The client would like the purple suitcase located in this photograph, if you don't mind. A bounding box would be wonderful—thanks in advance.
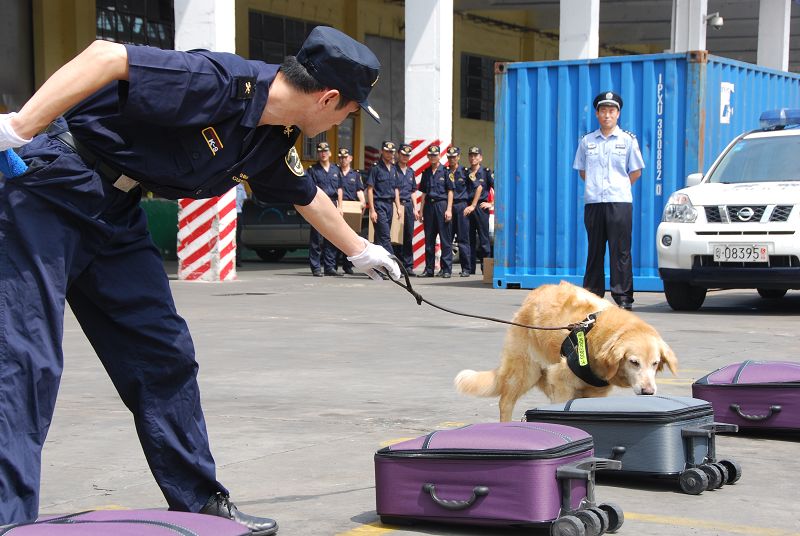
[0,510,250,535]
[692,360,800,431]
[375,422,623,535]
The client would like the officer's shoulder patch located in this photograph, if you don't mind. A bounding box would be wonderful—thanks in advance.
[235,77,256,100]
[623,129,637,139]
[286,147,304,177]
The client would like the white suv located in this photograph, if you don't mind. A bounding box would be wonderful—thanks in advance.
[657,109,800,310]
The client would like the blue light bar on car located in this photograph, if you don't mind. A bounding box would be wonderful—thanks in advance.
[759,108,800,129]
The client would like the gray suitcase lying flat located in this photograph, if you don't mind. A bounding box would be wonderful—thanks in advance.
[526,395,740,495]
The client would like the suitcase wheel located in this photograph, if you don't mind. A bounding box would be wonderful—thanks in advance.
[711,462,729,487]
[585,507,609,534]
[700,463,724,490]
[551,515,586,536]
[574,509,604,536]
[718,458,742,484]
[598,502,624,533]
[679,468,708,495]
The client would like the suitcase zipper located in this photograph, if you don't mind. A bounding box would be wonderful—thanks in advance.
[526,405,714,423]
[377,437,593,460]
[0,515,206,536]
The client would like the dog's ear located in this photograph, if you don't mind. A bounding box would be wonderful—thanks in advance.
[658,341,679,375]
[593,337,625,381]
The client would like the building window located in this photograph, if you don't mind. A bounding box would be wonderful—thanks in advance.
[461,53,496,121]
[96,0,175,49]
[248,12,314,63]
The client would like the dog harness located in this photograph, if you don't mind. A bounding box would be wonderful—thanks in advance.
[561,312,609,388]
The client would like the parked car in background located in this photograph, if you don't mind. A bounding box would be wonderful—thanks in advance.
[656,109,800,310]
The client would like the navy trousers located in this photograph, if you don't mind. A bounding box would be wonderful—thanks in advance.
[451,201,471,274]
[468,206,491,273]
[422,199,453,275]
[309,226,337,273]
[583,202,634,303]
[0,132,224,524]
[372,199,394,254]
[399,199,415,271]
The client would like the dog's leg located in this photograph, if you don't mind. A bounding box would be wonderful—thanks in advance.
[497,352,541,422]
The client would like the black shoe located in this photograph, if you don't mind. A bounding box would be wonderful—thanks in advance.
[324,270,343,277]
[460,271,471,277]
[312,269,323,277]
[436,270,444,277]
[442,272,452,279]
[405,271,416,277]
[418,272,434,278]
[200,492,278,536]
[619,301,633,310]
[343,267,355,275]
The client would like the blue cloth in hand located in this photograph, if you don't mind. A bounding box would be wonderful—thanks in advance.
[0,149,27,178]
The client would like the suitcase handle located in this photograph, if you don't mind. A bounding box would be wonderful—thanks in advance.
[730,404,781,421]
[422,483,488,510]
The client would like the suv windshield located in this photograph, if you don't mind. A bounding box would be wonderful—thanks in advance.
[708,135,800,183]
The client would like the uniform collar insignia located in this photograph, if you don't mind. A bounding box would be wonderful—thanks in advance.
[283,126,294,137]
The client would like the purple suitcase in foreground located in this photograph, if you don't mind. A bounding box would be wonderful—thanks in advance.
[693,360,800,431]
[375,422,624,536]
[0,510,250,535]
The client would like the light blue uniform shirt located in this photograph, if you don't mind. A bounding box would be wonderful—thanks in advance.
[573,126,644,204]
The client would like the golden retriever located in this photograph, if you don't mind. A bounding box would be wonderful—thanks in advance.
[455,281,678,421]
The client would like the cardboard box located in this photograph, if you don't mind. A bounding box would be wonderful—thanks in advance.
[340,201,364,233]
[482,257,494,285]
[368,205,404,245]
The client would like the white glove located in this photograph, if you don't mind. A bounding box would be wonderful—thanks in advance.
[347,237,401,281]
[0,113,32,152]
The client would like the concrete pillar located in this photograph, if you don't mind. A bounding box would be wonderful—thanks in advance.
[174,1,238,281]
[559,0,599,60]
[404,0,453,273]
[174,0,235,53]
[757,0,791,71]
[671,0,707,52]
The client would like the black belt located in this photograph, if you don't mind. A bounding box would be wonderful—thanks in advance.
[400,198,412,203]
[47,124,140,192]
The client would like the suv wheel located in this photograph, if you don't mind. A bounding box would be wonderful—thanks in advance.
[664,281,707,311]
[255,248,287,262]
[757,288,787,299]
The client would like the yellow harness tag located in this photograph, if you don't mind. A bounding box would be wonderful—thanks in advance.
[576,331,588,367]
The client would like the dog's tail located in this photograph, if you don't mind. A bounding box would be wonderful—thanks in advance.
[454,369,500,397]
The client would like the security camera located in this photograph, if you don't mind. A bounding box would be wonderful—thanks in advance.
[706,12,724,30]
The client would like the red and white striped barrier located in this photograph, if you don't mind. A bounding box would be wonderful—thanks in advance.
[407,139,450,273]
[177,188,237,281]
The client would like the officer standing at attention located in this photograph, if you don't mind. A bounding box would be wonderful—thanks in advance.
[0,26,399,534]
[418,145,454,278]
[394,143,419,275]
[463,145,493,275]
[307,141,343,276]
[573,91,644,310]
[337,147,365,274]
[445,147,472,277]
[366,140,401,253]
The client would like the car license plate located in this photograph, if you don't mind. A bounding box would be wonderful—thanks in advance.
[712,244,769,262]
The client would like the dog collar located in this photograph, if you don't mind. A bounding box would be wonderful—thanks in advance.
[562,312,609,388]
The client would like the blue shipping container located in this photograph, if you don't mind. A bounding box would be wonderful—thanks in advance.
[493,52,800,290]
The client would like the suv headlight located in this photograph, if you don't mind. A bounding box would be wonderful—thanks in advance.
[662,193,698,223]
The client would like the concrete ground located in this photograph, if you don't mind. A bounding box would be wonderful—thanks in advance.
[42,257,800,536]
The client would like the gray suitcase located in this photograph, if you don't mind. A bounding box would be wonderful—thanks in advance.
[526,395,740,495]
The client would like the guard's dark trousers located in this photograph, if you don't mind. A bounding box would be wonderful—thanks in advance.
[451,200,471,274]
[372,198,394,254]
[0,132,225,524]
[422,199,453,275]
[468,206,491,274]
[399,199,415,271]
[583,202,634,304]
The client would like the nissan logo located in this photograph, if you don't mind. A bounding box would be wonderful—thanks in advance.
[737,207,754,221]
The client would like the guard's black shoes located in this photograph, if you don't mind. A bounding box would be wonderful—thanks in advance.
[200,492,278,535]
[312,269,323,277]
[442,272,452,279]
[324,270,343,277]
[620,302,633,310]
[343,266,355,275]
[460,271,471,277]
[418,272,434,278]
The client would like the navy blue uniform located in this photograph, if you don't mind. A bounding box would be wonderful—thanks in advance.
[394,164,417,271]
[419,165,454,275]
[449,165,472,274]
[307,162,341,273]
[468,166,494,273]
[366,161,397,253]
[340,168,363,202]
[2,45,319,523]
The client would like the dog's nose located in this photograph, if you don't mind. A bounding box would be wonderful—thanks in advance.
[640,388,655,395]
